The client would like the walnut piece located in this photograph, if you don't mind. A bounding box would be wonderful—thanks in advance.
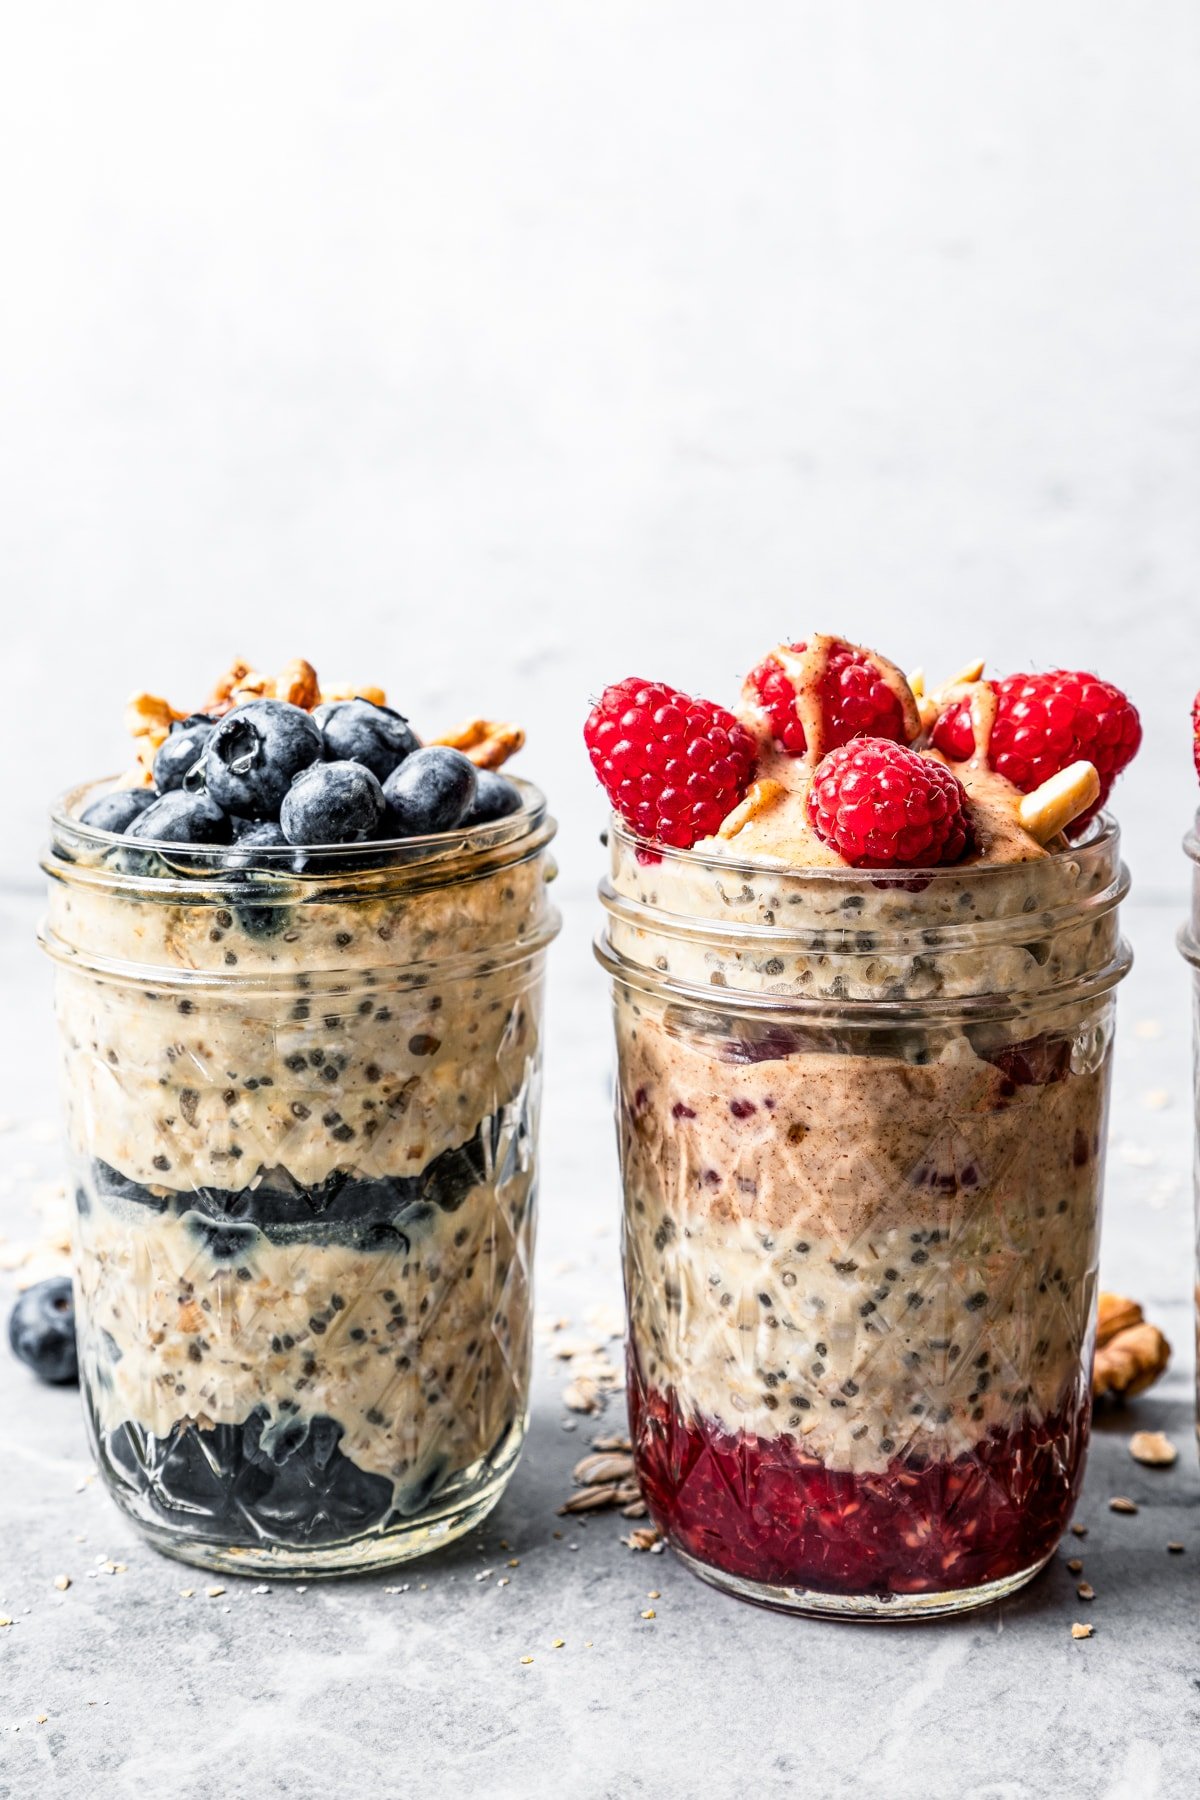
[1093,1292,1171,1402]
[319,682,388,708]
[1097,1292,1144,1346]
[274,657,320,711]
[431,717,525,770]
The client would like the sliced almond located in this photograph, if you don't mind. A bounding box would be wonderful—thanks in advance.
[571,1452,634,1486]
[557,1484,620,1515]
[563,1377,601,1415]
[1017,760,1101,845]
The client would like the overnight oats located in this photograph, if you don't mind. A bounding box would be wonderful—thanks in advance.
[41,658,558,1576]
[588,639,1141,1617]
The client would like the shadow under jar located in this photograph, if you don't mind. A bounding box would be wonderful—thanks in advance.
[597,817,1130,1619]
[41,781,559,1577]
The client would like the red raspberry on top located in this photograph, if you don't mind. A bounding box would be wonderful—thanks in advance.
[746,640,910,756]
[1192,690,1200,782]
[584,678,758,849]
[931,671,1141,819]
[806,738,971,869]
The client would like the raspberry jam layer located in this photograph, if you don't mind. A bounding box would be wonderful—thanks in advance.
[630,1371,1089,1598]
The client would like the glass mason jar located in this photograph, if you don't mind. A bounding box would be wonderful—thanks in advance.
[41,780,559,1577]
[597,816,1130,1618]
[1179,819,1200,1453]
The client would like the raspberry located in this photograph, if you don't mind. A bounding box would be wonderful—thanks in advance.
[931,671,1141,819]
[806,738,970,868]
[1193,689,1200,782]
[584,677,758,848]
[746,640,909,756]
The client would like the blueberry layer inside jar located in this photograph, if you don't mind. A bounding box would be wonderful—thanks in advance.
[76,1138,534,1525]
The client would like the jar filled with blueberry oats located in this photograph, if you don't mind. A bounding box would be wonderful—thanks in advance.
[597,815,1130,1618]
[41,779,558,1576]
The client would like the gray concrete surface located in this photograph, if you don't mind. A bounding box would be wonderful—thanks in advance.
[1,883,1198,1800]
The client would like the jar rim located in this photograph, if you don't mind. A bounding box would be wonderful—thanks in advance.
[44,773,555,904]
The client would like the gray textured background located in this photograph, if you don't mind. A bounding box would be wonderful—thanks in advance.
[2,5,1200,1796]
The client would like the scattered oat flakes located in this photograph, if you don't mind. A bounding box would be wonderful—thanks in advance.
[1066,1557,1083,1574]
[552,1639,565,1649]
[622,1526,662,1552]
[1071,1622,1094,1640]
[563,1378,602,1415]
[1070,1523,1088,1538]
[1168,1542,1185,1554]
[641,1609,656,1620]
[36,1714,48,1725]
[53,1575,70,1592]
[497,1578,510,1588]
[1109,1497,1138,1514]
[507,1558,520,1567]
[1130,1430,1177,1467]
[206,1586,226,1598]
[1077,1582,1096,1601]
[647,1590,660,1599]
[180,1589,195,1599]
[520,1656,533,1666]
[593,1434,633,1454]
[0,1618,12,1629]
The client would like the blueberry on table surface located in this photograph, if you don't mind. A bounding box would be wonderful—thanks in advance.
[79,786,159,834]
[153,714,216,793]
[124,789,231,846]
[382,746,478,836]
[8,1277,78,1385]
[281,760,386,846]
[200,699,323,820]
[318,698,421,782]
[465,768,522,825]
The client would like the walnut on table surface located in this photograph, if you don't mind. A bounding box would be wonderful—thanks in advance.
[1093,1292,1171,1402]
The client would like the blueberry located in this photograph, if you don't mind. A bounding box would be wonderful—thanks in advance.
[318,699,420,782]
[80,787,159,834]
[382,747,477,837]
[225,817,290,864]
[464,769,523,825]
[281,760,385,846]
[125,790,230,847]
[153,714,216,793]
[8,1277,78,1385]
[201,700,322,820]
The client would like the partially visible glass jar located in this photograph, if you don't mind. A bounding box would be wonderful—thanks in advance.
[1179,820,1200,1458]
[41,781,559,1577]
[597,817,1130,1618]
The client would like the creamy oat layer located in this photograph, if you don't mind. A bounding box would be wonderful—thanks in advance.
[77,1165,533,1501]
[619,1013,1108,1475]
[49,854,548,1191]
[606,822,1124,1007]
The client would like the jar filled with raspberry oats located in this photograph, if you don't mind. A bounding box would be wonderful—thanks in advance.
[597,818,1129,1616]
[587,636,1141,1619]
[40,678,558,1577]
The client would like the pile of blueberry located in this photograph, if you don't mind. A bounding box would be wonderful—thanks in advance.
[80,698,522,861]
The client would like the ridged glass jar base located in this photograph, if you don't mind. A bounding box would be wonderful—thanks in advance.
[85,1402,526,1579]
[671,1544,1051,1621]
